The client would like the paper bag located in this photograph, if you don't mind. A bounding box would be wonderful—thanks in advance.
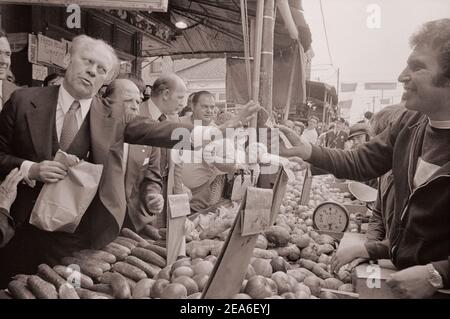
[30,151,103,233]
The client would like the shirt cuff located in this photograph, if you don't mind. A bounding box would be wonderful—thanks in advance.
[431,260,449,289]
[20,160,36,188]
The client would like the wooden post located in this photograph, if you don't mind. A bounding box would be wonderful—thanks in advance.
[283,47,298,121]
[322,90,328,123]
[256,0,276,189]
[257,0,275,127]
[240,0,252,100]
[250,0,264,129]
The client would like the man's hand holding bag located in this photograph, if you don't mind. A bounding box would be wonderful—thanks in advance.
[29,150,103,233]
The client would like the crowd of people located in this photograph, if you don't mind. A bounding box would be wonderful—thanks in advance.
[0,17,448,299]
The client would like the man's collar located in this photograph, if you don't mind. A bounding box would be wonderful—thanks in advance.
[147,98,163,121]
[429,118,450,129]
[59,84,91,118]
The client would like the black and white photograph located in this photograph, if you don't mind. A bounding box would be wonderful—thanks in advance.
[0,0,448,307]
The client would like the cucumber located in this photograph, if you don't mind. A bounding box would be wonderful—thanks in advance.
[27,275,58,299]
[112,262,147,282]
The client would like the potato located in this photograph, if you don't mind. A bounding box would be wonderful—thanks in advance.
[297,259,316,271]
[317,244,335,255]
[271,272,293,294]
[264,226,290,247]
[303,276,321,296]
[317,234,335,245]
[324,278,344,290]
[251,258,273,278]
[290,234,311,249]
[255,235,268,250]
[293,283,311,298]
[270,257,290,273]
[300,246,319,262]
[318,254,332,265]
[286,269,306,283]
[253,248,277,259]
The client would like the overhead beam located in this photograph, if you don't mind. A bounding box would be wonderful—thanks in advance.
[171,5,242,26]
[188,0,255,16]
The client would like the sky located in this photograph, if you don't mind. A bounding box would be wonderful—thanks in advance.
[302,0,450,122]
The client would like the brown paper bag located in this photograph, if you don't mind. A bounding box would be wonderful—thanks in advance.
[29,151,103,233]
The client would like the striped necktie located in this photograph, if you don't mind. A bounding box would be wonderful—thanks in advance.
[60,100,81,151]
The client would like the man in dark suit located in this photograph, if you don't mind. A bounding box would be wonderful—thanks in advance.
[0,35,194,286]
[0,29,17,111]
[103,78,164,232]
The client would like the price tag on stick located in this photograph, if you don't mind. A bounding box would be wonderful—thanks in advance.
[241,187,272,236]
[166,193,190,265]
[202,167,288,298]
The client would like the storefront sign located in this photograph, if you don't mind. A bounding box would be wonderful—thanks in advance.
[364,82,397,90]
[32,64,48,81]
[2,1,168,11]
[28,34,38,64]
[37,34,54,65]
[52,39,67,68]
[36,34,69,68]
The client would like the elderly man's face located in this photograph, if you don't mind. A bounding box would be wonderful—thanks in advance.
[193,94,216,125]
[398,45,450,119]
[64,42,114,99]
[111,80,142,116]
[0,37,12,81]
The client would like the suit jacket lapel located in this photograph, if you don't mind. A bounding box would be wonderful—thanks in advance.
[90,98,116,164]
[25,86,59,160]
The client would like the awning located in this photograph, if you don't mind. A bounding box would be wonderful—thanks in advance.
[140,0,312,58]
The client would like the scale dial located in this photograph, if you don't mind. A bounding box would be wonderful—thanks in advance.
[313,201,349,232]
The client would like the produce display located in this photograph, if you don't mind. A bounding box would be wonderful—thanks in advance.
[1,161,364,299]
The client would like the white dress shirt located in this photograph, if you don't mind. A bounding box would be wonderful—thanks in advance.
[21,85,92,182]
[55,85,91,141]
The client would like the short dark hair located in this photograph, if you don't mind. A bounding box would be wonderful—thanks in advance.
[43,73,63,86]
[192,91,214,105]
[410,19,450,85]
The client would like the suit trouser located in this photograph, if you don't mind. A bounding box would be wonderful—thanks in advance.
[156,177,168,229]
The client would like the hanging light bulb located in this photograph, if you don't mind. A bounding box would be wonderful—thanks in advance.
[175,20,188,29]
